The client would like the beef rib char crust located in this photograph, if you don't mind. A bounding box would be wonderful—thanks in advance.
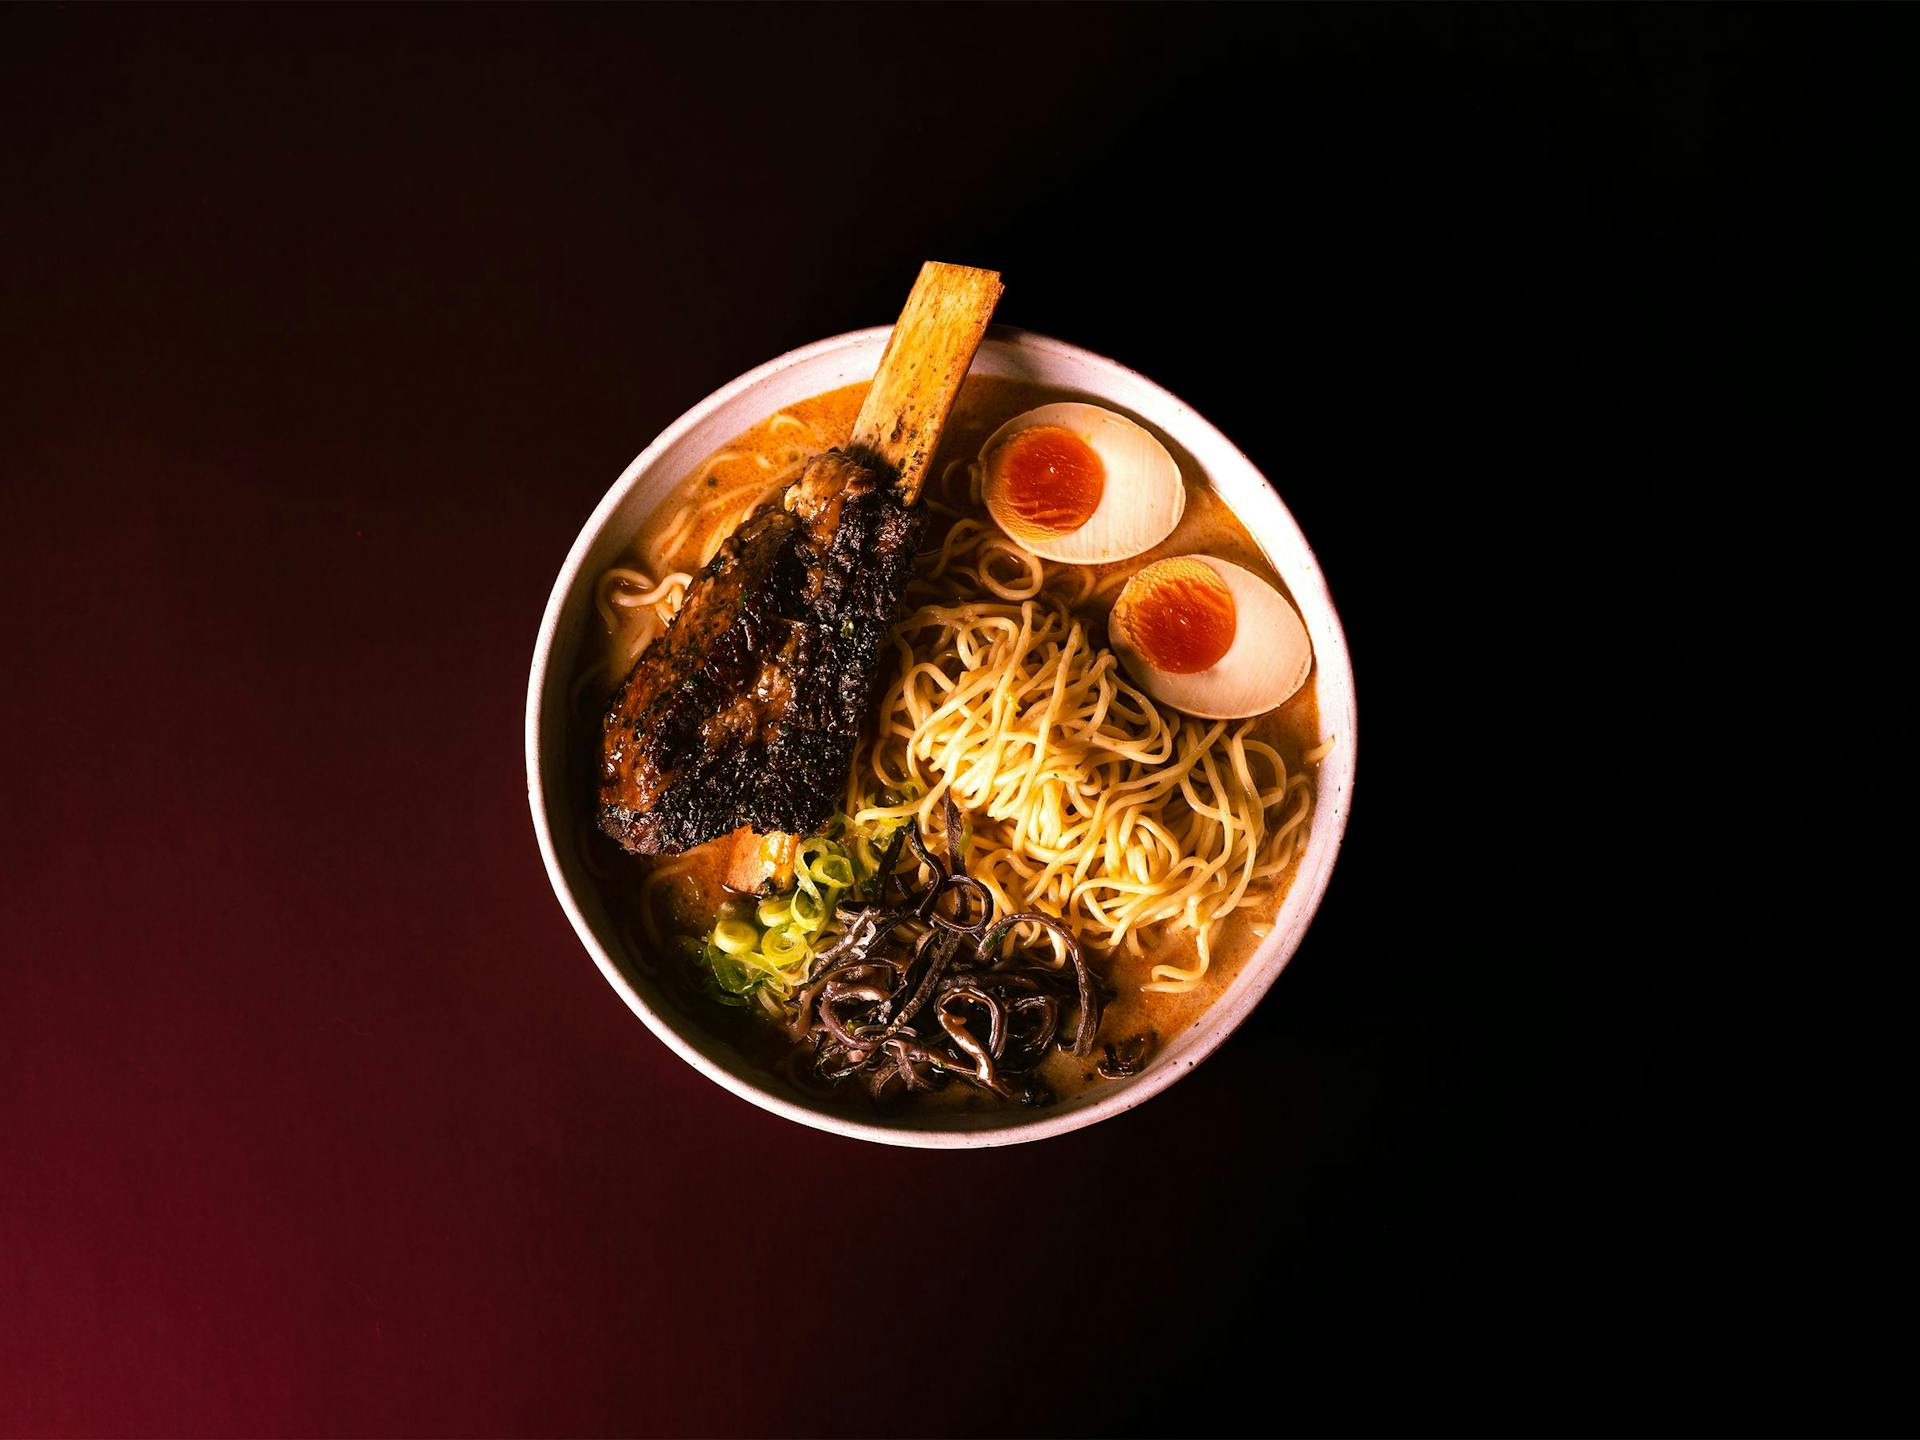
[597,450,925,856]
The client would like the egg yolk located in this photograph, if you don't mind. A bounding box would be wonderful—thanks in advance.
[1115,558,1237,674]
[989,426,1105,538]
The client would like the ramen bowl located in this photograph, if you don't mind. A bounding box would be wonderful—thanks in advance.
[526,325,1356,1148]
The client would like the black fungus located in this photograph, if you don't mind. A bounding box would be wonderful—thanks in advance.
[784,817,1103,1106]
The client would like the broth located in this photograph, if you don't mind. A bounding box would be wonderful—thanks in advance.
[575,375,1322,1108]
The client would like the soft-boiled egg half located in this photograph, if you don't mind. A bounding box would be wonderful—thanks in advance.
[1110,555,1313,719]
[979,403,1185,564]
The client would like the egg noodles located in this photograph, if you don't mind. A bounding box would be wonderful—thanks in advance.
[844,458,1320,991]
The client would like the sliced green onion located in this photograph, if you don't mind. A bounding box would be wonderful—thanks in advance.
[692,788,923,1006]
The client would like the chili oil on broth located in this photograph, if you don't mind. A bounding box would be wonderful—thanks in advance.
[574,375,1322,1109]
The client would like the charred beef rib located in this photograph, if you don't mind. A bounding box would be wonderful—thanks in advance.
[598,262,1003,856]
[598,455,920,854]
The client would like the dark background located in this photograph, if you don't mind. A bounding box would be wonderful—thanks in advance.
[2,5,1911,1436]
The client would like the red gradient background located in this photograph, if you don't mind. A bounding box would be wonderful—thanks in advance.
[3,7,1907,1435]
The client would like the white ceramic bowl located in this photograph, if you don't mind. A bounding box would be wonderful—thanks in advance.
[526,325,1356,1148]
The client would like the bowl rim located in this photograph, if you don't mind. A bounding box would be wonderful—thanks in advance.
[526,322,1357,1149]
